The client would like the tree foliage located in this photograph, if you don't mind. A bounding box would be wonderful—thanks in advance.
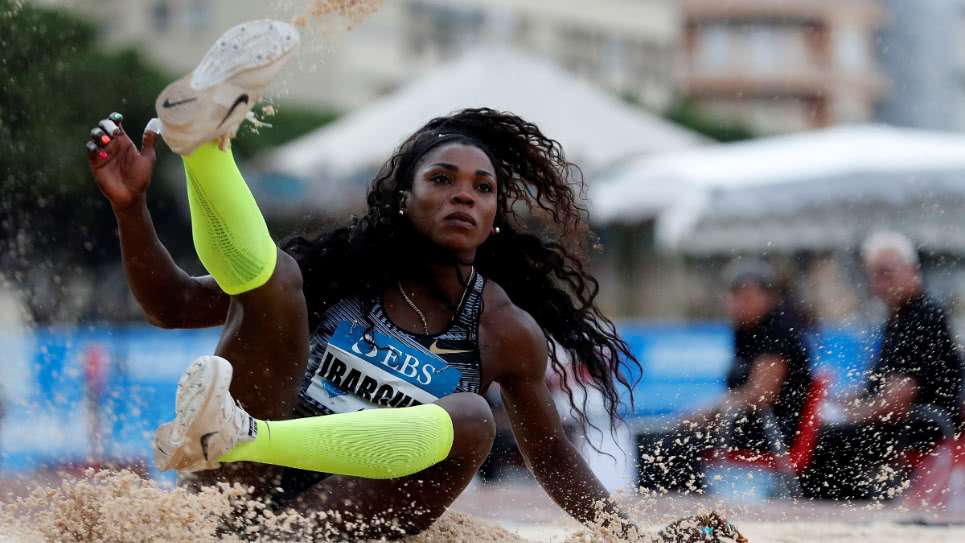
[0,1,176,273]
[664,97,755,143]
[0,1,334,321]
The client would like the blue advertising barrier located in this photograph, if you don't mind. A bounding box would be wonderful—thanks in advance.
[0,323,880,475]
[0,326,220,475]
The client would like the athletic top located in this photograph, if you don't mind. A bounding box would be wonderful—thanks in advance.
[295,272,485,417]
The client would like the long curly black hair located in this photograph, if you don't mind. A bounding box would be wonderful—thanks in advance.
[284,108,640,435]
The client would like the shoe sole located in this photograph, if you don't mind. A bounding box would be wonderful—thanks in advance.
[191,19,300,91]
[157,42,298,128]
[154,355,232,471]
[155,19,299,153]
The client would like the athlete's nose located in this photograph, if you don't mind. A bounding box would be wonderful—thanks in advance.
[451,187,475,207]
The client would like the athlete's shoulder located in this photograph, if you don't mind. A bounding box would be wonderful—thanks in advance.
[479,280,548,381]
[479,279,536,332]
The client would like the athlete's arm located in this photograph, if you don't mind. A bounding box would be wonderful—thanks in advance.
[483,304,629,530]
[87,114,228,328]
[115,204,228,328]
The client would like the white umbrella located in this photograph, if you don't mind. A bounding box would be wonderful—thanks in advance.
[259,47,702,212]
[591,124,965,252]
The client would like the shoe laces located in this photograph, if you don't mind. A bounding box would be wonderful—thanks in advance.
[228,399,255,441]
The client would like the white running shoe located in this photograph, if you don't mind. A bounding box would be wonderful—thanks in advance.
[153,355,256,472]
[154,19,300,155]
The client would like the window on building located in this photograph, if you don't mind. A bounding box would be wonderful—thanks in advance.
[406,1,486,60]
[558,25,603,77]
[185,0,210,31]
[834,27,868,71]
[957,10,965,70]
[151,0,171,33]
[748,25,778,74]
[696,23,731,73]
[603,35,626,83]
[747,24,810,75]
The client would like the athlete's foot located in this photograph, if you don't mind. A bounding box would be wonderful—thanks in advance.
[153,355,257,472]
[155,19,300,155]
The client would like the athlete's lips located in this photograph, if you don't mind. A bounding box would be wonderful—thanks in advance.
[443,211,477,228]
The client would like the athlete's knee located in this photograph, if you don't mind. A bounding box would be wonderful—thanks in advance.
[439,393,496,458]
[269,249,303,293]
[240,248,302,303]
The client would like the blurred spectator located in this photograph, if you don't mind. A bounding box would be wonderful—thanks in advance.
[801,231,965,500]
[637,260,813,492]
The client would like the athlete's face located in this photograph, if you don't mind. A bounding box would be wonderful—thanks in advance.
[406,143,498,261]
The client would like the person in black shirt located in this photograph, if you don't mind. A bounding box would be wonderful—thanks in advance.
[801,231,965,500]
[637,260,813,492]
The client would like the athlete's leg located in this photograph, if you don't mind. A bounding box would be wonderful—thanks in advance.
[284,393,497,539]
[179,141,309,419]
[214,251,308,419]
[163,142,458,484]
[155,18,307,421]
[171,142,308,490]
[176,261,308,494]
[219,403,455,479]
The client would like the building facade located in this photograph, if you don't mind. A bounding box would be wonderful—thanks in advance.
[401,0,679,111]
[876,0,965,131]
[51,0,680,113]
[681,0,887,134]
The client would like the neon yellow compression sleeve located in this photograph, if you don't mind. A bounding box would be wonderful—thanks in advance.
[218,404,454,480]
[182,142,276,295]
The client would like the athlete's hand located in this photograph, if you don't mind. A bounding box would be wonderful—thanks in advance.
[86,112,158,212]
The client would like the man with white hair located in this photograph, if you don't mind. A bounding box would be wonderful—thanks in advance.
[801,231,964,500]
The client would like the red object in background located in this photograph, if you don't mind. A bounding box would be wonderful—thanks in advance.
[84,344,108,396]
[702,373,830,498]
[901,424,965,509]
[787,372,829,473]
[84,344,109,460]
[706,373,829,475]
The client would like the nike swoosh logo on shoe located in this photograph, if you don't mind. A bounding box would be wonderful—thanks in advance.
[429,340,472,356]
[162,96,199,108]
[200,431,218,461]
[217,94,250,128]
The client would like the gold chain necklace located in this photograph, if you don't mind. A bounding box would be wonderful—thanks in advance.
[397,266,475,336]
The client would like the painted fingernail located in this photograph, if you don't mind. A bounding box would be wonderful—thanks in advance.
[97,150,108,160]
[86,141,98,153]
[99,119,119,136]
[100,135,111,146]
[90,127,104,138]
[144,117,162,135]
[109,112,123,123]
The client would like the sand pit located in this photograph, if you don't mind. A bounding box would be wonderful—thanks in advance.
[2,470,963,542]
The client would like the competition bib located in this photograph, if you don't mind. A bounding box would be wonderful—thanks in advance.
[305,320,462,413]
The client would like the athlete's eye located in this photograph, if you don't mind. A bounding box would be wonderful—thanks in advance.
[430,174,451,185]
[476,182,494,194]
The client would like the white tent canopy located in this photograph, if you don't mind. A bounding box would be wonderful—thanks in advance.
[591,125,965,253]
[260,47,702,209]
